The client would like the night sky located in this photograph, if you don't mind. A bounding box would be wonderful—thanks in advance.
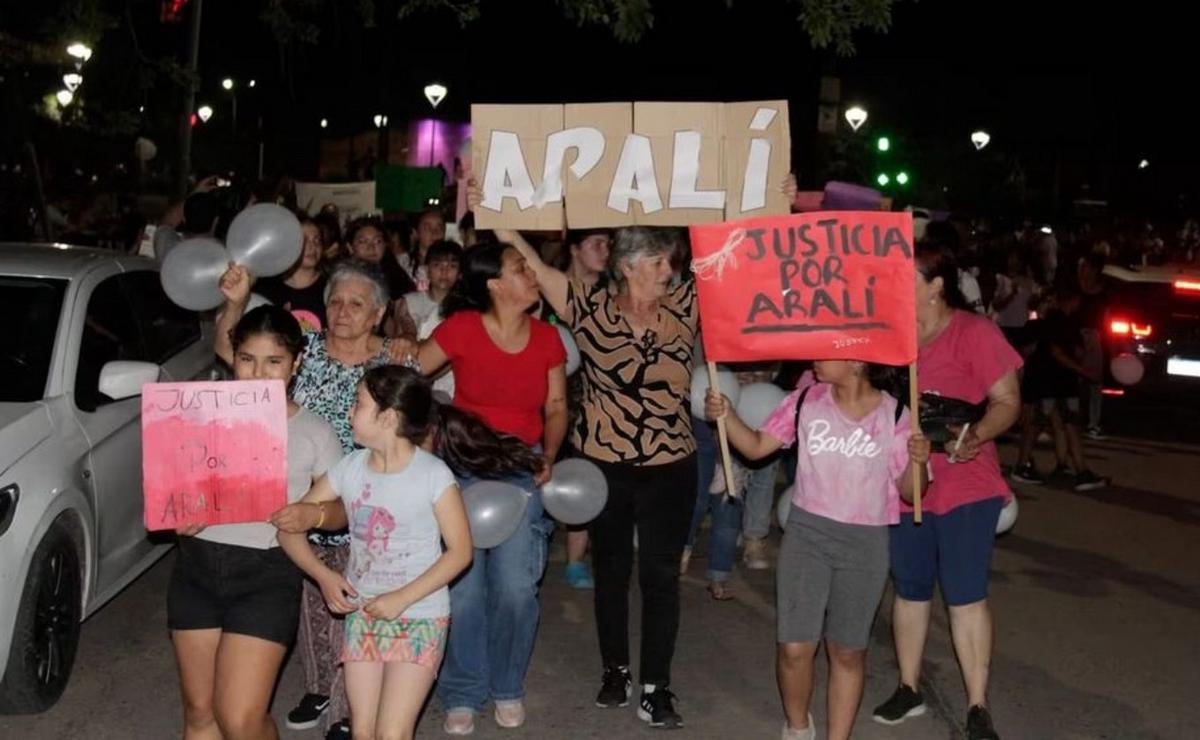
[22,1,1198,214]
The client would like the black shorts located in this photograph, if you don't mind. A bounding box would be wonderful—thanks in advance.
[168,537,303,646]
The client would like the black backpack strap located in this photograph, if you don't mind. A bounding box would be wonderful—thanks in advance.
[792,384,813,446]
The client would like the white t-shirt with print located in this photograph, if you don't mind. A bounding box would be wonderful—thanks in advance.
[326,448,457,619]
[198,406,343,549]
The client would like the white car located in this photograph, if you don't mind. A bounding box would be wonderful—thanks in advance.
[0,244,213,713]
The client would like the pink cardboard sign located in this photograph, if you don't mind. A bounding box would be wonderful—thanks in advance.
[142,380,288,531]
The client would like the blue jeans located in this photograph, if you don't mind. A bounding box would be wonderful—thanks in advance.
[687,417,743,582]
[742,458,781,541]
[437,470,552,710]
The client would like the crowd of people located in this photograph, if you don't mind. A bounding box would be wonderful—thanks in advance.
[137,170,1135,740]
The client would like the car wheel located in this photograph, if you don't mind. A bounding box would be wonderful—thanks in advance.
[0,523,82,714]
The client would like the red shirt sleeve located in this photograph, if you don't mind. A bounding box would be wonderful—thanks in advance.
[965,313,1023,391]
[431,311,472,362]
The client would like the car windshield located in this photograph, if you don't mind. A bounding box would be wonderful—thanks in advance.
[0,277,68,402]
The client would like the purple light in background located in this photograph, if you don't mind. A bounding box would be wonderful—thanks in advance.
[407,118,471,176]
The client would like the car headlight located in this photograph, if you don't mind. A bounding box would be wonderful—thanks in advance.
[0,483,17,537]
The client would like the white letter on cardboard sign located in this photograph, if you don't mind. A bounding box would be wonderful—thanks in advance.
[668,130,725,210]
[533,127,605,208]
[481,130,536,211]
[741,107,778,212]
[607,134,663,214]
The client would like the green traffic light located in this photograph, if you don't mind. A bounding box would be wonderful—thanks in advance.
[896,171,910,185]
[876,173,890,187]
[876,136,891,153]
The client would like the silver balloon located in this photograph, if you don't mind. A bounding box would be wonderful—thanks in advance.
[225,203,303,278]
[461,480,529,549]
[690,369,741,419]
[555,323,581,375]
[542,458,608,525]
[996,497,1019,535]
[160,237,230,311]
[736,382,788,430]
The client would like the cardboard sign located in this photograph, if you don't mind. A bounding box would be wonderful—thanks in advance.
[472,100,790,229]
[141,380,288,531]
[295,181,380,226]
[689,212,917,365]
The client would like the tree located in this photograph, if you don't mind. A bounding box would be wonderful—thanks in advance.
[263,0,899,55]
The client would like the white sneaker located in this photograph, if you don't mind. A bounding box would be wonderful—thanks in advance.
[743,537,770,570]
[443,708,475,735]
[781,713,815,740]
[494,700,525,729]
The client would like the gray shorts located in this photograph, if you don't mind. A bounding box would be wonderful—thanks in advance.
[776,505,889,649]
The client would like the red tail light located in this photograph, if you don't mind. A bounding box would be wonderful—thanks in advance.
[1101,388,1126,396]
[1174,279,1200,294]
[1110,319,1152,338]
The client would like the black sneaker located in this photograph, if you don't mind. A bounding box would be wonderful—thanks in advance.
[966,705,1000,740]
[637,686,683,729]
[1074,470,1108,492]
[872,684,926,725]
[324,718,350,740]
[1011,463,1045,485]
[286,693,330,730]
[595,666,633,708]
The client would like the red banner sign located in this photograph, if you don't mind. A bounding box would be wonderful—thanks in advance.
[689,211,917,365]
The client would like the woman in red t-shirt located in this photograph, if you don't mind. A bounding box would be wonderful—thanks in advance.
[403,241,567,734]
[872,241,1022,740]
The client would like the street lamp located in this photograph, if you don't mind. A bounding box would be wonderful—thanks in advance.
[845,105,868,132]
[197,105,213,123]
[876,136,891,152]
[1138,159,1150,170]
[62,73,82,92]
[876,173,890,187]
[971,130,991,151]
[248,79,256,88]
[55,89,74,107]
[424,83,448,109]
[66,42,92,63]
[374,114,388,128]
[320,118,328,129]
[896,171,910,186]
[222,78,234,91]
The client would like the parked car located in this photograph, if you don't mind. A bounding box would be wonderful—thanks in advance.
[0,244,213,713]
[1099,263,1200,393]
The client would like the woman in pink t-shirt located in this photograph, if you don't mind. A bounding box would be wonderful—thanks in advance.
[707,361,930,740]
[871,241,1022,740]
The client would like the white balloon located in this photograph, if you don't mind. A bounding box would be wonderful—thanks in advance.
[1110,353,1144,386]
[776,485,794,530]
[996,497,1019,534]
[160,237,230,311]
[542,459,608,525]
[555,323,580,375]
[226,203,303,277]
[735,382,787,430]
[690,369,741,419]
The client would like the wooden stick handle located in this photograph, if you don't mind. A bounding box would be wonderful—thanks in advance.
[909,363,922,523]
[707,361,740,498]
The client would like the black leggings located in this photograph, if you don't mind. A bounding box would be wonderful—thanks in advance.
[588,455,697,687]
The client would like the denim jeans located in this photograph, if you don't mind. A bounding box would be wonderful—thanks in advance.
[436,469,552,711]
[687,417,743,582]
[742,458,781,541]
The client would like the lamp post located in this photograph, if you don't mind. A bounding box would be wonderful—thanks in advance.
[971,130,991,151]
[424,83,447,168]
[222,77,237,136]
[844,105,868,132]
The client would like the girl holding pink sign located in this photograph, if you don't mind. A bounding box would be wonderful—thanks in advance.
[168,305,344,740]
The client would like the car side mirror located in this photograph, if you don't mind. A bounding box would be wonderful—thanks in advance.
[98,361,160,401]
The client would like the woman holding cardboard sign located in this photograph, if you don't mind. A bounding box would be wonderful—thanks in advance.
[871,240,1022,740]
